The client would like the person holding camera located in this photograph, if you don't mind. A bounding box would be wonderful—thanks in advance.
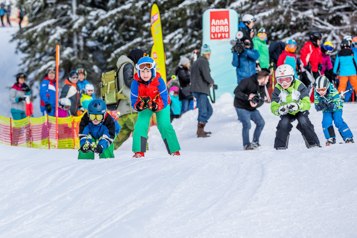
[238,14,256,42]
[232,37,260,84]
[234,69,269,150]
[271,64,320,150]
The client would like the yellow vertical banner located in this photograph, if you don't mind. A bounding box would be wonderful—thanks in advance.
[150,3,167,82]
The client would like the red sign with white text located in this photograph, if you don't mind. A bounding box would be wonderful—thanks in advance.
[210,10,230,40]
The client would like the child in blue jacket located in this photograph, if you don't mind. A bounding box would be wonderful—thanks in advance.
[78,99,120,159]
[314,75,354,145]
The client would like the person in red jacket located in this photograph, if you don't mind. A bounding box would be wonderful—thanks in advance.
[300,32,323,86]
[300,31,323,102]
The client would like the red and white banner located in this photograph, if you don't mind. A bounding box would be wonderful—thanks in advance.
[210,10,230,40]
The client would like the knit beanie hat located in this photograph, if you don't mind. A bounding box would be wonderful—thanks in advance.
[179,56,190,66]
[128,49,145,64]
[201,44,211,55]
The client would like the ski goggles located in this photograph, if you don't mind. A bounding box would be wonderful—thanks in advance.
[89,114,104,121]
[137,62,155,70]
[61,105,71,110]
[277,76,293,85]
[316,87,327,93]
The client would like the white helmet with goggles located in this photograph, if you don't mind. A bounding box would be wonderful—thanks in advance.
[275,64,295,86]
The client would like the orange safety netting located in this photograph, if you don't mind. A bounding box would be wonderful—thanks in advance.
[0,115,82,149]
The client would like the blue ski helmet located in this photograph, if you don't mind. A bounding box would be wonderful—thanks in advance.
[136,56,156,78]
[88,99,107,115]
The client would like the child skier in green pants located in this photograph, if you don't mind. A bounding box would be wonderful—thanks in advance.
[131,56,181,158]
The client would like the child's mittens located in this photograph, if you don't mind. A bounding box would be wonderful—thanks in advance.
[135,97,150,111]
[94,145,103,154]
[150,101,158,112]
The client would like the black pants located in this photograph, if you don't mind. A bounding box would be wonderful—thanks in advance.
[274,111,320,149]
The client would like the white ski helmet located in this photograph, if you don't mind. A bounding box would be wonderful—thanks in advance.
[315,75,330,89]
[242,14,256,23]
[85,83,94,93]
[59,97,71,108]
[275,64,294,86]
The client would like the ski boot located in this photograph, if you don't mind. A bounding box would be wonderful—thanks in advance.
[133,152,145,158]
[325,138,336,146]
[345,138,355,144]
[171,151,181,157]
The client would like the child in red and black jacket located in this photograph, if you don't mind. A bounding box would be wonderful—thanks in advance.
[130,56,181,158]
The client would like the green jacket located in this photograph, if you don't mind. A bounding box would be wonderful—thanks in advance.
[253,37,269,69]
[271,79,311,116]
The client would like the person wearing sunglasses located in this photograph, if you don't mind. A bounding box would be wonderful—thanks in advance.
[271,64,320,150]
[314,75,354,145]
[78,99,120,159]
[59,70,81,116]
[130,56,181,158]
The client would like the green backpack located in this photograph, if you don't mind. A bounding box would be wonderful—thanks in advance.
[100,69,127,108]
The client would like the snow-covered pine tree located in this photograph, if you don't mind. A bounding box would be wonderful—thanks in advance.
[12,0,356,84]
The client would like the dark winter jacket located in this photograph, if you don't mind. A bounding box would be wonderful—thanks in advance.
[175,65,192,100]
[238,22,251,42]
[269,41,286,68]
[190,56,214,95]
[79,112,119,150]
[40,76,56,116]
[116,55,136,115]
[333,48,357,77]
[232,48,260,83]
[234,74,266,111]
[60,79,80,116]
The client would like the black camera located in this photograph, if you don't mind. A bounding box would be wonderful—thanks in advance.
[250,95,260,104]
[230,31,245,54]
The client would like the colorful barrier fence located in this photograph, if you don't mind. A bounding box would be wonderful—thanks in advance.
[0,115,82,149]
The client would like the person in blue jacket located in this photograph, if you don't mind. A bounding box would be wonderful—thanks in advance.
[333,39,357,99]
[232,37,260,84]
[238,14,256,42]
[78,99,120,159]
[76,67,90,94]
[314,75,354,145]
[39,67,57,116]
